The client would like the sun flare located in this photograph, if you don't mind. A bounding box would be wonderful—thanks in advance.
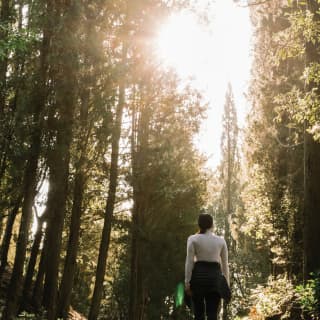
[156,12,211,77]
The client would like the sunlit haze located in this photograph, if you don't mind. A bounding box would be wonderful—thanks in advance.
[155,0,253,169]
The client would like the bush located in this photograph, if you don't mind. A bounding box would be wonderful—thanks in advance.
[296,272,320,320]
[249,275,296,319]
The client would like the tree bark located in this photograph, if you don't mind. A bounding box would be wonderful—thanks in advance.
[129,96,139,320]
[303,132,320,277]
[303,0,320,278]
[0,195,23,279]
[88,70,126,320]
[129,200,141,320]
[129,92,151,320]
[21,213,46,309]
[57,88,90,319]
[57,171,85,319]
[31,231,48,311]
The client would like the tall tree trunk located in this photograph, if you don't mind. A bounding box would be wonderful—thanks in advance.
[303,131,320,277]
[129,98,139,320]
[57,170,85,318]
[0,194,23,278]
[31,231,48,311]
[303,0,320,279]
[88,71,126,320]
[43,164,71,319]
[220,84,237,320]
[129,200,141,320]
[129,95,151,320]
[57,88,90,319]
[21,213,46,309]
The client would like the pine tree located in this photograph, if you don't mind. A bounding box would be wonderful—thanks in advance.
[217,83,239,320]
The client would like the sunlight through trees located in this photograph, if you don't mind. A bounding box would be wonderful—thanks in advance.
[0,0,320,319]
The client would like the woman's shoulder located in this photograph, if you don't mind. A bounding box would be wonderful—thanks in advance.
[211,233,227,243]
[187,233,198,241]
[187,233,201,243]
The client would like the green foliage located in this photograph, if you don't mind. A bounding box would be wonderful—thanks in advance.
[0,24,38,60]
[242,1,305,286]
[296,272,320,319]
[273,8,320,142]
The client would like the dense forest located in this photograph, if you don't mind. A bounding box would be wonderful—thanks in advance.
[0,0,320,319]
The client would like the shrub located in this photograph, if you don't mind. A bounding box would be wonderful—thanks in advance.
[249,275,296,319]
[296,272,320,320]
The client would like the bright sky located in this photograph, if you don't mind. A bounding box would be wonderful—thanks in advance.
[156,0,253,169]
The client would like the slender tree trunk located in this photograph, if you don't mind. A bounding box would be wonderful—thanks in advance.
[303,0,320,278]
[303,131,320,277]
[129,201,141,320]
[129,98,139,320]
[57,171,85,318]
[57,89,90,318]
[21,214,46,309]
[31,231,48,311]
[129,95,151,320]
[129,192,147,320]
[0,195,23,278]
[88,72,126,320]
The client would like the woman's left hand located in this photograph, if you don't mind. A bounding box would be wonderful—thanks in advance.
[185,284,192,296]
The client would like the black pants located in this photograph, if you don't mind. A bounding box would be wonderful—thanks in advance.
[192,291,220,320]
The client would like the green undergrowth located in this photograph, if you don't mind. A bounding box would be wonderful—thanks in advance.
[245,273,320,320]
[296,272,320,320]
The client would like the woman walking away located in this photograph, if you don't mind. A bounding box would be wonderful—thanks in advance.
[185,213,230,320]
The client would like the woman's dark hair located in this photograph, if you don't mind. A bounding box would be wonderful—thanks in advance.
[198,213,213,234]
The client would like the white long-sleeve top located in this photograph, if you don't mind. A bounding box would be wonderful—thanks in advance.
[185,231,229,286]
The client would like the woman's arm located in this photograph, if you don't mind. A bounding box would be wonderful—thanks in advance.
[221,239,230,285]
[185,236,195,287]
